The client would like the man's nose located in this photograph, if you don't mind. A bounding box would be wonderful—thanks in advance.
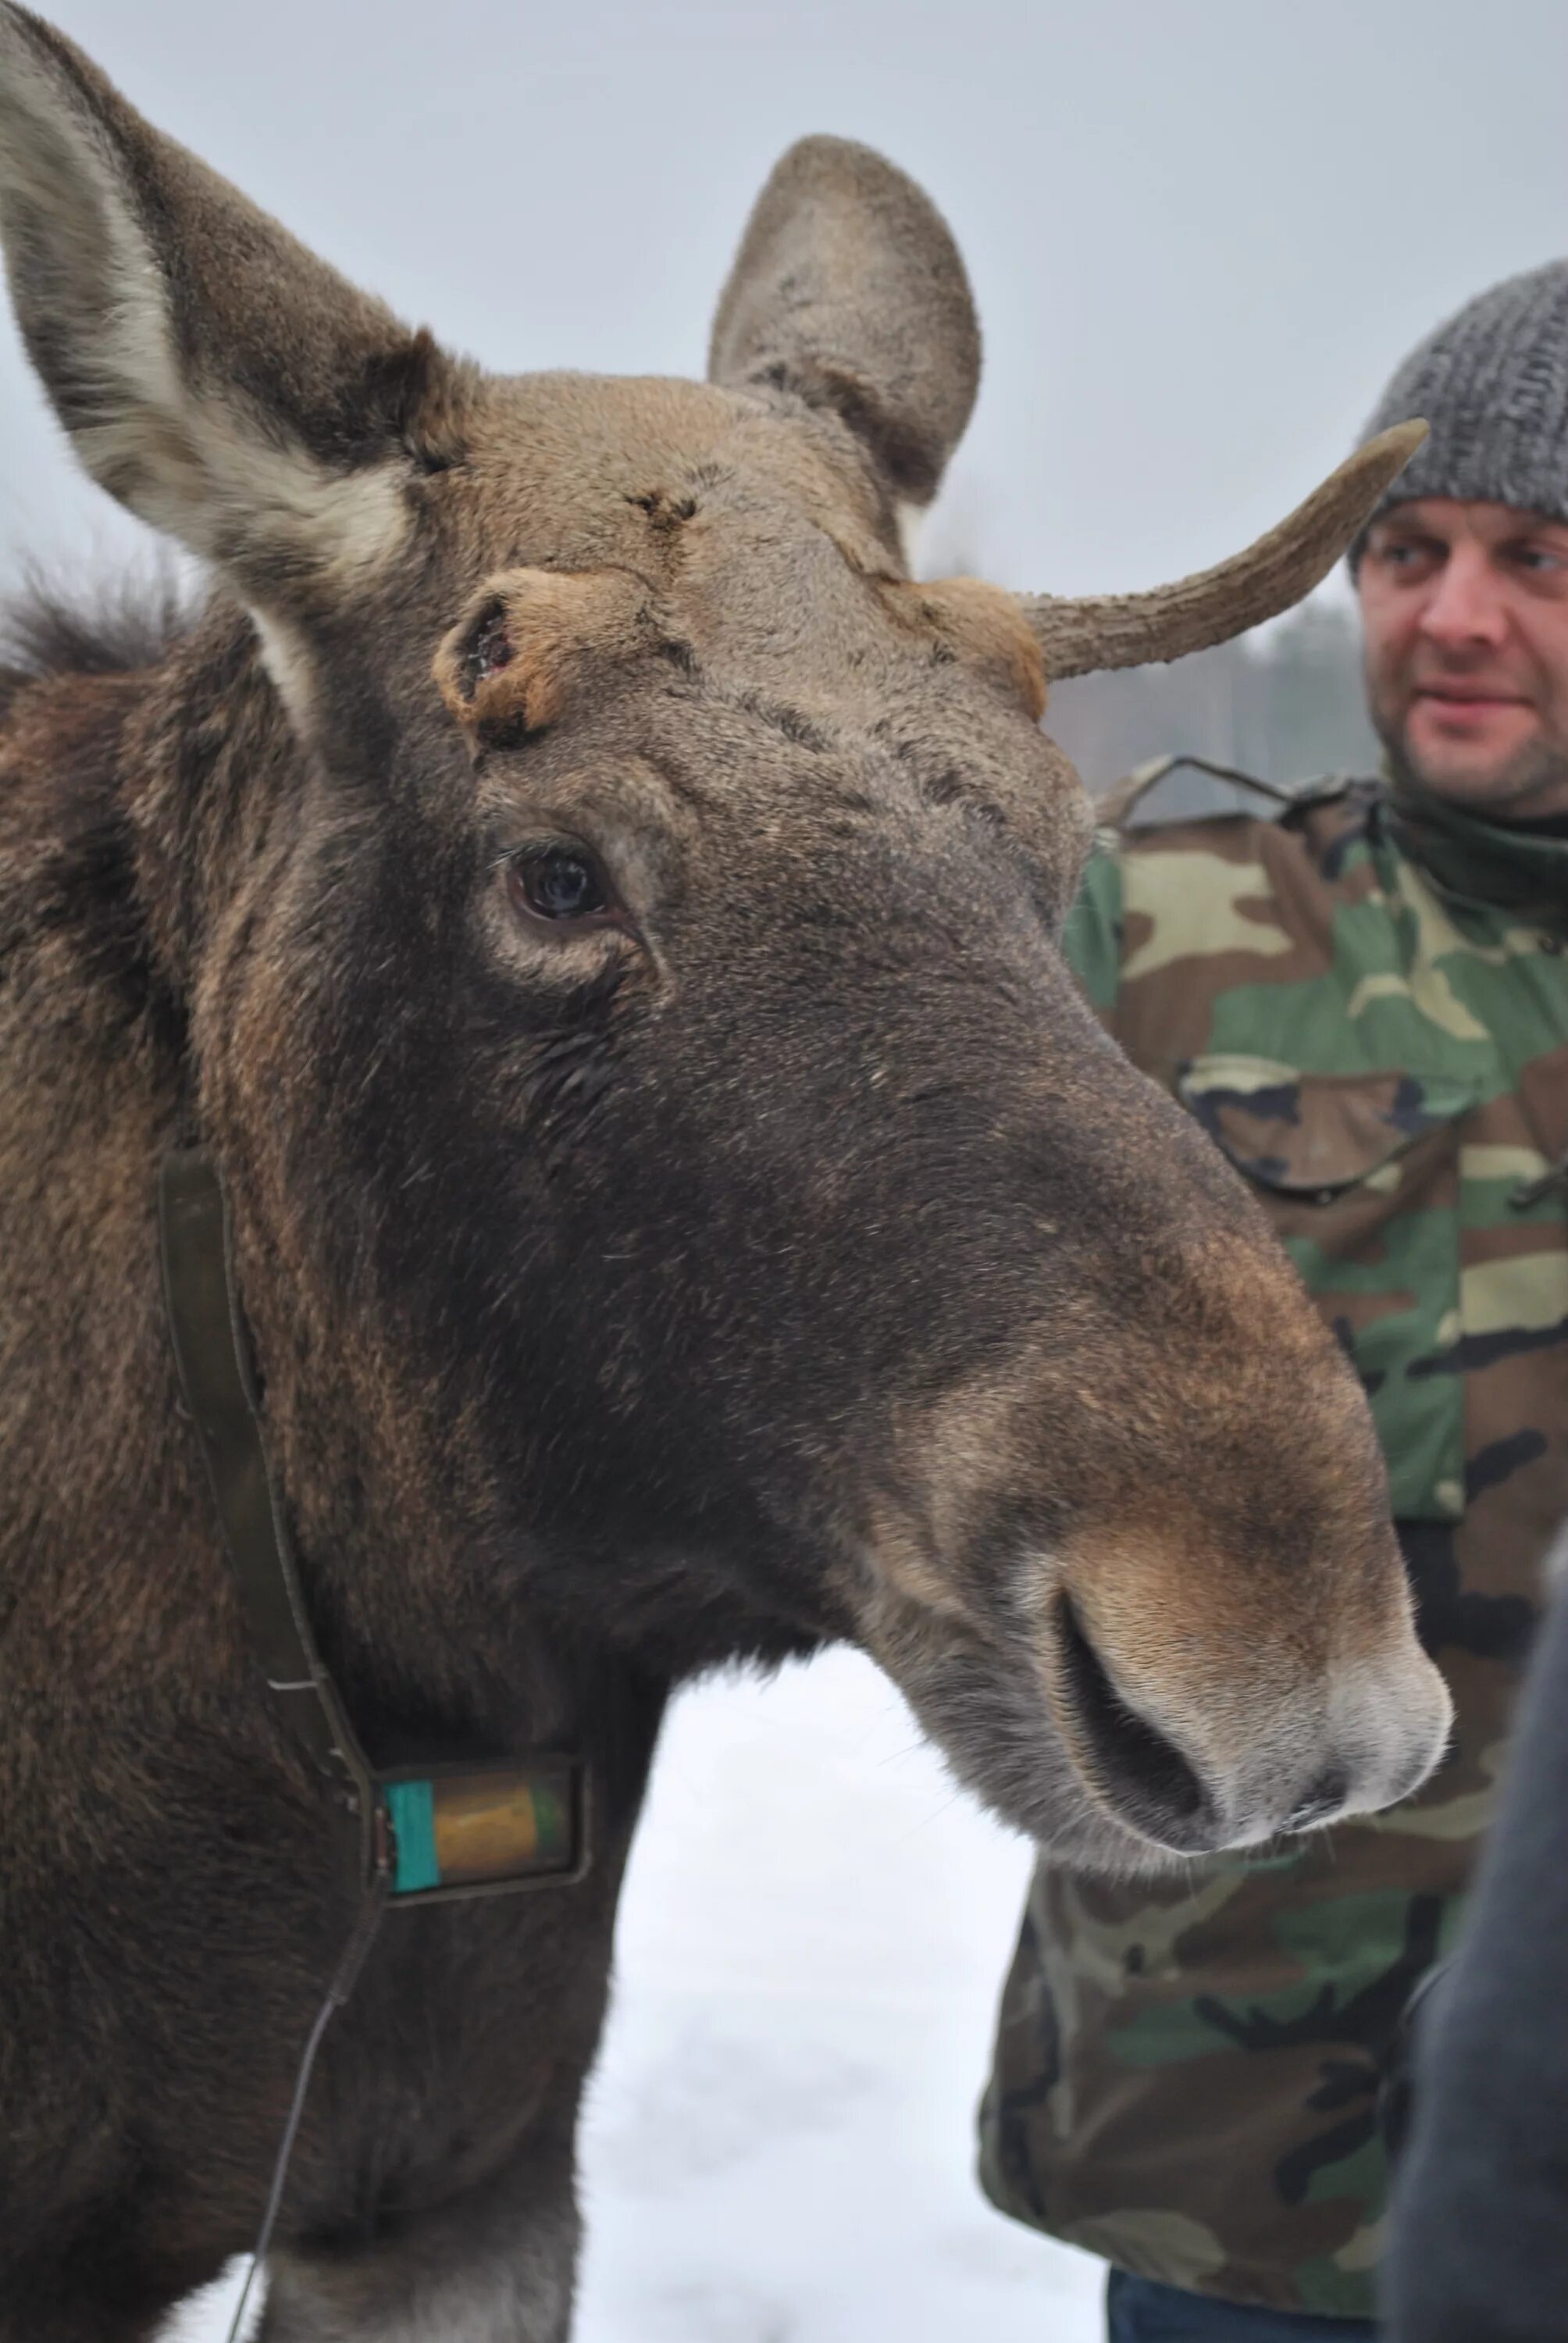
[1417,543,1510,653]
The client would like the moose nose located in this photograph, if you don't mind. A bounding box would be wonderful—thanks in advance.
[1055,1595,1217,1849]
[1284,1767,1350,1833]
[1052,1594,1453,1857]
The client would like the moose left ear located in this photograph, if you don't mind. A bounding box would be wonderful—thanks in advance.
[708,135,980,518]
[0,5,461,604]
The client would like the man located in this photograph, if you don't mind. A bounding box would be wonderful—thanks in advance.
[979,257,1568,2340]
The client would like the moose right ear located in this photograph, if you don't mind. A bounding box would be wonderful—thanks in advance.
[0,6,459,608]
[708,136,980,518]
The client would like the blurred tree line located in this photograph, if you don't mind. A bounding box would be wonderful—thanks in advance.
[1045,597,1381,818]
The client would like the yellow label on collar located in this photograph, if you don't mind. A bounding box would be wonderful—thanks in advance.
[384,1761,582,1899]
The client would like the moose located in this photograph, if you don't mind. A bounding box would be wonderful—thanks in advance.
[0,9,1450,2340]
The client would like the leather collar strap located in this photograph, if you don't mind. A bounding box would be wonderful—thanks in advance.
[158,1147,590,1905]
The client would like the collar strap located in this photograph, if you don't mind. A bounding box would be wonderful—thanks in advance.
[158,1147,590,1904]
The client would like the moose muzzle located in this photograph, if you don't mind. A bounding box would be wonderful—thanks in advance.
[1044,1528,1452,1858]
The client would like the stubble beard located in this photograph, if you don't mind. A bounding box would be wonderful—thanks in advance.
[1374,707,1568,826]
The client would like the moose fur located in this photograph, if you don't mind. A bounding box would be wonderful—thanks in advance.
[0,12,1449,2339]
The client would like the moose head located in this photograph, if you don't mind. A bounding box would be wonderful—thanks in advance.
[0,5,1447,1881]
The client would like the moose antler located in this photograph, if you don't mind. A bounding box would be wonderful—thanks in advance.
[1021,420,1426,679]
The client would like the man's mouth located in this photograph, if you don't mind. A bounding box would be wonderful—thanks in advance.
[1409,684,1536,733]
[1414,684,1531,711]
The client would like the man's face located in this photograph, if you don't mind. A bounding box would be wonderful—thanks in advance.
[1358,497,1568,820]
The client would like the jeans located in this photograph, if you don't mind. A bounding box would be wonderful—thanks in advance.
[1106,2270,1378,2342]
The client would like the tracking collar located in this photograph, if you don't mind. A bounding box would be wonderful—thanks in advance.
[158,1147,590,1906]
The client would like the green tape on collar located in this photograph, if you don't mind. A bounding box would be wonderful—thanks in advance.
[384,1778,440,1894]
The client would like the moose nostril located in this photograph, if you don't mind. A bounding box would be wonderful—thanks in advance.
[1285,1767,1350,1833]
[1056,1594,1210,1843]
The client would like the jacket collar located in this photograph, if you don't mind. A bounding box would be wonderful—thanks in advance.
[1378,766,1568,932]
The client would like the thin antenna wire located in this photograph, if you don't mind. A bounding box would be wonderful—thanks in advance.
[225,1873,390,2343]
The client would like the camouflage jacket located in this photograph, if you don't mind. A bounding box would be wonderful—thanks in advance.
[978,769,1568,2319]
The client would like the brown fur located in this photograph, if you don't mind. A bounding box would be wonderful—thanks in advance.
[885,576,1050,721]
[434,569,656,745]
[0,12,1449,2340]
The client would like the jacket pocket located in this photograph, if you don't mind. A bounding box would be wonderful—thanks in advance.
[1177,1056,1477,1204]
[1176,1054,1476,1521]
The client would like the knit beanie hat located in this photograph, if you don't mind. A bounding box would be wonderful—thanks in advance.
[1354,258,1568,550]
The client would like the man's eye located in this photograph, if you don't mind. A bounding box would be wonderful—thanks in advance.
[508,845,615,926]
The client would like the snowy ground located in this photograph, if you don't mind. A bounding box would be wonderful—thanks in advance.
[166,1650,1104,2342]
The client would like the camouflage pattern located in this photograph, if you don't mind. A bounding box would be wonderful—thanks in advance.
[979,773,1568,2317]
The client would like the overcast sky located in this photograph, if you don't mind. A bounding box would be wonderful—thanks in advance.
[2,0,1565,609]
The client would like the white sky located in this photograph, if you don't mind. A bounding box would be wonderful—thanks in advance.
[2,0,1565,602]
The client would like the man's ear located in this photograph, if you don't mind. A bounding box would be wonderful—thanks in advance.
[0,5,461,607]
[708,135,980,519]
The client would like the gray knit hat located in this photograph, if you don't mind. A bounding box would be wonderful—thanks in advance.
[1357,258,1568,540]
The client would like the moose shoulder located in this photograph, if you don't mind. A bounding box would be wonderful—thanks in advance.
[0,11,1449,2340]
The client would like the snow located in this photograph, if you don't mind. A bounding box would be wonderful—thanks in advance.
[166,1649,1104,2342]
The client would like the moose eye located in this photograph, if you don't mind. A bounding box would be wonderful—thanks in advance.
[508,845,616,927]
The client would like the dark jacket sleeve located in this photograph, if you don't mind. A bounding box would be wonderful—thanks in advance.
[1383,1572,1568,2342]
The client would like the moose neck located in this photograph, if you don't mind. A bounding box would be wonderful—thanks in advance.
[0,601,585,1775]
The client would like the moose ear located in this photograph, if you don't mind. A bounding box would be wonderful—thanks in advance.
[708,136,980,515]
[0,7,458,603]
